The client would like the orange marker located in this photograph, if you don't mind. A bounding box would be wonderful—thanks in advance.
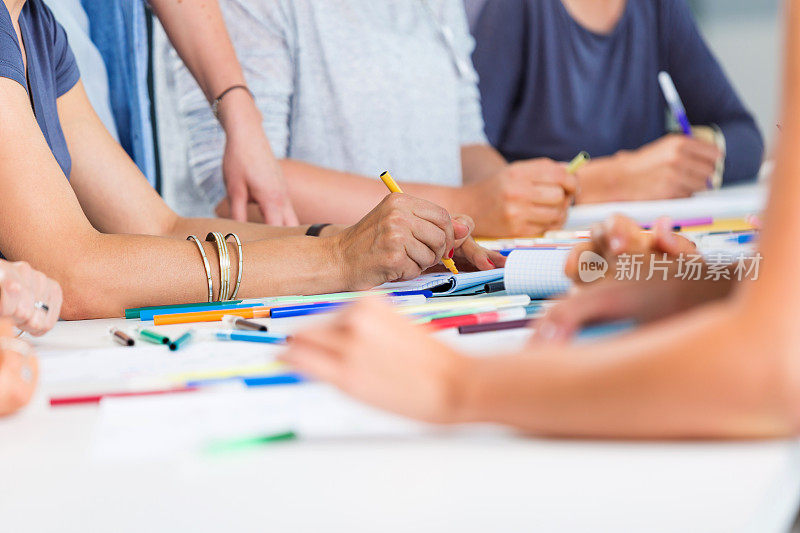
[154,306,271,326]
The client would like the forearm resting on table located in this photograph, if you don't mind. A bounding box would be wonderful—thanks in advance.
[48,232,342,320]
[166,214,308,242]
[453,300,800,439]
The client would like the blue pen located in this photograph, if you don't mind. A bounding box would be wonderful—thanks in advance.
[140,302,264,321]
[726,233,756,244]
[214,330,290,344]
[270,301,346,319]
[186,373,306,388]
[389,290,433,298]
[658,71,692,136]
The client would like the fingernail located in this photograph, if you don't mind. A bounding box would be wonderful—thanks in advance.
[610,237,624,252]
[448,249,454,259]
[487,259,495,267]
[453,220,468,232]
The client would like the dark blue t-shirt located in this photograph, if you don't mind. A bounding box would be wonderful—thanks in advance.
[472,0,764,185]
[0,0,80,179]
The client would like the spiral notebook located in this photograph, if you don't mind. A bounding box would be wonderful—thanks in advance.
[378,269,505,295]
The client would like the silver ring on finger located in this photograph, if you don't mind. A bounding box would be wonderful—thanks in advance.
[34,301,50,313]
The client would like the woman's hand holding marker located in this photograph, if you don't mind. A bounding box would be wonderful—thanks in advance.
[330,194,504,291]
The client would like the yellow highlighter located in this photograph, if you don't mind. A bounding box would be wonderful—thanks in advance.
[567,151,590,174]
[566,151,590,205]
[379,171,459,275]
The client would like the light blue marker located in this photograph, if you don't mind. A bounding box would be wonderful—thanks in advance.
[214,330,289,345]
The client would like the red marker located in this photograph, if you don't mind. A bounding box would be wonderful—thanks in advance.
[428,308,528,331]
[49,386,198,407]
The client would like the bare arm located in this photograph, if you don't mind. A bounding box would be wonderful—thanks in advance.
[0,81,478,318]
[460,144,507,184]
[149,0,297,225]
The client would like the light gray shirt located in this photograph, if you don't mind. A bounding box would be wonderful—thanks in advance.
[164,0,487,215]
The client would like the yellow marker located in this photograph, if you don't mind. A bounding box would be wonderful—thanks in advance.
[567,151,590,174]
[565,151,590,206]
[380,171,459,275]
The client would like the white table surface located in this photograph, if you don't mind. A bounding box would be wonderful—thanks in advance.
[2,314,799,533]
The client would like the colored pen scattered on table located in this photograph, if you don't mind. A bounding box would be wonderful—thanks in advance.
[109,327,135,347]
[169,330,196,351]
[214,330,290,345]
[380,171,459,275]
[428,307,528,331]
[222,314,268,332]
[136,327,170,345]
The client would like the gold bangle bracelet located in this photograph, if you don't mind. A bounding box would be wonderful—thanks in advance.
[225,233,243,300]
[187,235,214,303]
[206,232,231,302]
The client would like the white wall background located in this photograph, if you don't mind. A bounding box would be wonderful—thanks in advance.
[692,0,782,148]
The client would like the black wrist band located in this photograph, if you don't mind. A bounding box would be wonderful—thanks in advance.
[306,223,332,237]
[212,84,254,120]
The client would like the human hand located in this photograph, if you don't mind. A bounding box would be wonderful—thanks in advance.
[450,215,507,271]
[608,133,722,201]
[0,261,62,336]
[331,195,500,290]
[219,93,299,226]
[565,214,697,284]
[460,159,576,237]
[280,298,468,424]
[0,320,38,416]
[531,277,718,344]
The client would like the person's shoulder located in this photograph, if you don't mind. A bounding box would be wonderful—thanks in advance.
[0,3,24,84]
[653,0,696,24]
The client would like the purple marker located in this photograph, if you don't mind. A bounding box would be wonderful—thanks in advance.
[659,71,712,190]
[659,71,692,136]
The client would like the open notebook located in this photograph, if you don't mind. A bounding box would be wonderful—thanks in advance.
[379,249,574,299]
[377,269,505,295]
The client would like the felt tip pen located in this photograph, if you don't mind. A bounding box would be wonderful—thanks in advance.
[222,315,268,332]
[484,281,506,293]
[169,330,196,351]
[139,302,264,321]
[380,171,459,275]
[658,71,692,136]
[205,431,298,454]
[428,307,528,331]
[214,330,290,345]
[186,373,305,388]
[458,318,534,335]
[109,327,135,347]
[567,151,590,174]
[136,327,170,345]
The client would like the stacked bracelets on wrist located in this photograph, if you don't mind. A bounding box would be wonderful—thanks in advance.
[188,233,243,302]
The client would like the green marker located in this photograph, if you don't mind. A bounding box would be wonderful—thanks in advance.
[136,327,170,345]
[205,431,298,454]
[169,330,195,351]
